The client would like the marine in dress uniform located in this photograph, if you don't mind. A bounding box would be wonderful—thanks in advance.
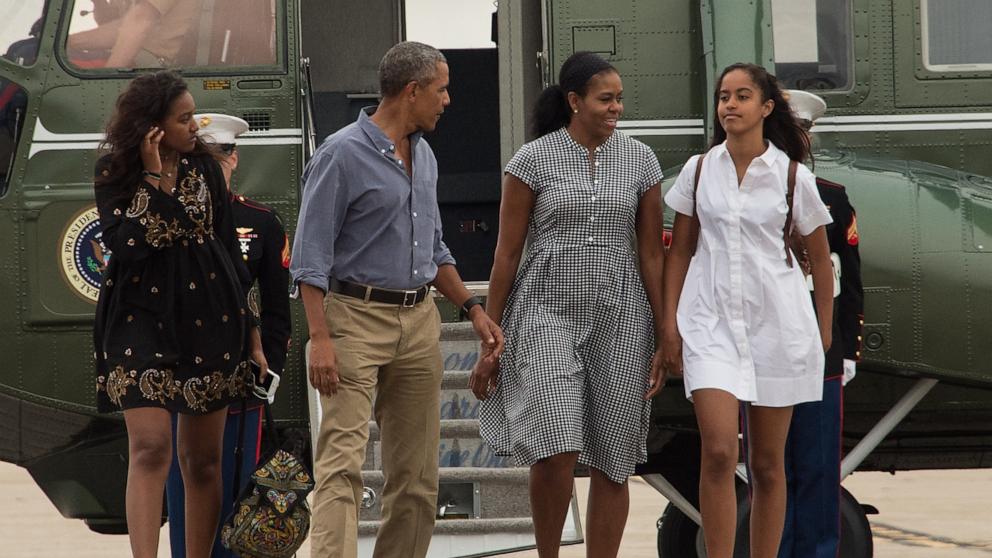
[165,114,292,558]
[777,90,864,558]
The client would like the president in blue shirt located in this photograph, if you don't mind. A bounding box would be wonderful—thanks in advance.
[291,41,503,558]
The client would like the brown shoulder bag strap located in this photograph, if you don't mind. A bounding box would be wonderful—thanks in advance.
[783,159,799,268]
[690,152,707,257]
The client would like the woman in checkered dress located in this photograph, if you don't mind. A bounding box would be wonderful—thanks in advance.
[469,51,666,557]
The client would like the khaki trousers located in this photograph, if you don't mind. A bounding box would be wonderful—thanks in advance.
[310,293,442,558]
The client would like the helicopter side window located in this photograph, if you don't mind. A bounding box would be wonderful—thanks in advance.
[0,80,27,197]
[770,0,852,92]
[0,0,47,67]
[922,0,992,71]
[64,0,278,71]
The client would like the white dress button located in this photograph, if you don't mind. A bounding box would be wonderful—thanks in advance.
[589,216,595,222]
[587,236,594,242]
[591,196,597,202]
[414,270,419,275]
[594,179,600,185]
[413,212,418,217]
[413,241,419,247]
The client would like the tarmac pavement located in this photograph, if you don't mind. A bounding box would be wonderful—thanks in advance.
[1,462,989,557]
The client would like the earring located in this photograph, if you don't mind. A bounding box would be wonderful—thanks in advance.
[573,109,578,114]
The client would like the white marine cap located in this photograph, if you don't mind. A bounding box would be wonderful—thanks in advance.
[784,89,827,123]
[194,113,249,145]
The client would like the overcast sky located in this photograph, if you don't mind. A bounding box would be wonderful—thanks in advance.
[0,0,45,53]
[406,0,496,49]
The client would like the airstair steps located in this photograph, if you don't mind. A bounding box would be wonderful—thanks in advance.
[358,517,534,537]
[358,467,531,522]
[362,419,513,470]
[353,318,534,529]
[439,321,482,372]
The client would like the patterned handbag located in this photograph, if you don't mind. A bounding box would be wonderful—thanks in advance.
[221,402,314,558]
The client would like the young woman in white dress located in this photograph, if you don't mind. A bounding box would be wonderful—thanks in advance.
[661,63,835,558]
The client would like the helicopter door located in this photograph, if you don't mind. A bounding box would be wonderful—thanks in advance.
[6,0,299,412]
[23,0,296,324]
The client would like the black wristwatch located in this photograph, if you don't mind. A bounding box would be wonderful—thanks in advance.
[461,295,483,315]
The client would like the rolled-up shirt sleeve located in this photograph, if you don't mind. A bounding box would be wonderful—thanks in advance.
[290,150,349,293]
[432,208,456,267]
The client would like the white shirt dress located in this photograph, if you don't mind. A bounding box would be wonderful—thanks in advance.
[663,141,832,407]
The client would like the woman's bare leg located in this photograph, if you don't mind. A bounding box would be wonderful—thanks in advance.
[585,468,629,558]
[746,404,793,558]
[693,389,742,558]
[123,407,174,558]
[176,406,229,558]
[531,451,579,557]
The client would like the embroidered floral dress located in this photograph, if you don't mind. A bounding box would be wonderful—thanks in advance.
[93,153,253,414]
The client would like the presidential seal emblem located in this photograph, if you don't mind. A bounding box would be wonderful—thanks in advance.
[60,206,110,303]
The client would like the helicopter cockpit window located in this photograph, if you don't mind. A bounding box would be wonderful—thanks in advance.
[1,0,46,67]
[770,0,852,92]
[921,0,992,71]
[64,0,278,71]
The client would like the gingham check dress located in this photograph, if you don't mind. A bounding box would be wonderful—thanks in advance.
[479,128,663,483]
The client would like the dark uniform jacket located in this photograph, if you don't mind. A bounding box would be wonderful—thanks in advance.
[816,177,864,377]
[231,193,292,374]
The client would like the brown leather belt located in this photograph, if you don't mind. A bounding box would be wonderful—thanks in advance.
[329,278,429,307]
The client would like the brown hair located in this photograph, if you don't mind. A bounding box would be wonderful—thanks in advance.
[97,71,213,196]
[710,63,811,163]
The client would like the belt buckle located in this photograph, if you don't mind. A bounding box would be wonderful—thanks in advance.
[402,289,418,307]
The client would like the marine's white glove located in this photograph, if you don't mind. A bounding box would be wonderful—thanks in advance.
[842,359,856,386]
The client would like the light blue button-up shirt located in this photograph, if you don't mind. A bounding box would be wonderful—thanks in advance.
[291,108,455,292]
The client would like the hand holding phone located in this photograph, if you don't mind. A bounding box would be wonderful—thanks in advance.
[250,360,280,404]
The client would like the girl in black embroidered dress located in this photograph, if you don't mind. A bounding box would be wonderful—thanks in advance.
[93,71,267,558]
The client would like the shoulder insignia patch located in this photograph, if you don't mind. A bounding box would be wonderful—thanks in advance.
[847,213,859,246]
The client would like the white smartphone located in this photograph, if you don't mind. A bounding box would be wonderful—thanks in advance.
[251,361,281,404]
